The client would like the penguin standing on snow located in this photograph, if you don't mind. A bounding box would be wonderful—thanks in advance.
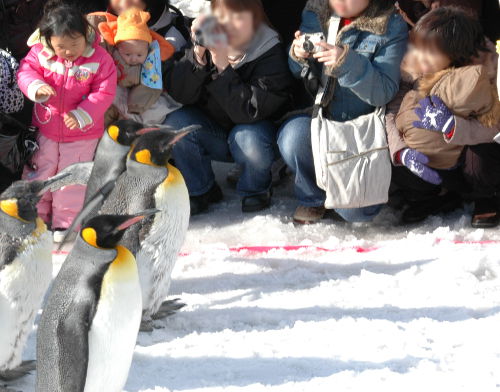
[36,210,159,392]
[99,126,196,330]
[0,173,70,383]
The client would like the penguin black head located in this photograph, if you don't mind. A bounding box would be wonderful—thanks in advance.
[81,209,160,249]
[131,125,200,167]
[0,197,38,223]
[107,120,159,146]
[0,175,69,222]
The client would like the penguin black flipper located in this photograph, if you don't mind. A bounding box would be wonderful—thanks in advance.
[151,299,186,320]
[56,300,93,392]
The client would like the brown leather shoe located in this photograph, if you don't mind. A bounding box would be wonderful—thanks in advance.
[471,197,500,229]
[293,206,326,225]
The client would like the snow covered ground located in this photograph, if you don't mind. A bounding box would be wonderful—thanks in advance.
[7,1,500,391]
[10,162,500,392]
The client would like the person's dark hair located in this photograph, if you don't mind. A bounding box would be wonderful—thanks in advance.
[211,0,272,29]
[39,0,91,50]
[144,0,170,18]
[411,6,487,68]
[363,0,395,18]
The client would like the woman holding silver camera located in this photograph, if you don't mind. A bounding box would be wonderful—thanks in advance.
[278,0,408,224]
[163,0,293,215]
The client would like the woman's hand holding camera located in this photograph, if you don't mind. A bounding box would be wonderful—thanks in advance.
[293,31,344,66]
[313,42,344,66]
[292,31,310,59]
[208,24,230,73]
[191,15,229,72]
[191,15,208,65]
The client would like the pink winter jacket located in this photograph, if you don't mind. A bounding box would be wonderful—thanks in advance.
[17,32,117,142]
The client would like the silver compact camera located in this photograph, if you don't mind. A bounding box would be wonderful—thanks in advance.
[193,16,228,48]
[301,33,326,54]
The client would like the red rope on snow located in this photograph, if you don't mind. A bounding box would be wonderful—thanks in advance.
[52,239,500,256]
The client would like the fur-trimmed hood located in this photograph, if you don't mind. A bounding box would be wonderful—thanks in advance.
[304,0,395,40]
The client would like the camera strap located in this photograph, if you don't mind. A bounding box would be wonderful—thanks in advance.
[314,16,342,110]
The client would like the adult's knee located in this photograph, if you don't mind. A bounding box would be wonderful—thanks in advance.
[278,117,311,165]
[229,123,275,167]
[164,107,201,129]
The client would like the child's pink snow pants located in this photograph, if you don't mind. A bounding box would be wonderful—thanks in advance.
[22,134,99,229]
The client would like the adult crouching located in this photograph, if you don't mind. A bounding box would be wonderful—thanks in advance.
[163,0,294,215]
[278,0,408,224]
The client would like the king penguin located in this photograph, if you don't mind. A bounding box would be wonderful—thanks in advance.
[36,209,159,392]
[0,173,70,383]
[82,119,158,221]
[40,121,155,202]
[98,126,197,330]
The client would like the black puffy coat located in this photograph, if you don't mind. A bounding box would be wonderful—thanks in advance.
[164,43,294,131]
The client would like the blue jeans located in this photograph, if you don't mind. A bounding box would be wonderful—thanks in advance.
[278,115,382,223]
[164,106,278,197]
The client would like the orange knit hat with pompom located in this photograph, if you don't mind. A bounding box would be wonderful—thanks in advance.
[115,8,152,44]
[97,8,175,61]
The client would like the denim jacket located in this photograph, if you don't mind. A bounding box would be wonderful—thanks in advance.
[289,0,408,122]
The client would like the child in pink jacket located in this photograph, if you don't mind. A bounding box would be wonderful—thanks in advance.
[17,1,117,241]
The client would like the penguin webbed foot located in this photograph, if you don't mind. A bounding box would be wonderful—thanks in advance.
[139,318,168,332]
[140,317,154,332]
[140,300,185,332]
[0,360,36,381]
[151,299,186,320]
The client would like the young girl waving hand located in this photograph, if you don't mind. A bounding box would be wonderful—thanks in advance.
[17,1,117,241]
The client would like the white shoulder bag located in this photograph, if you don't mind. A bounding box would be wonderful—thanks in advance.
[310,16,391,209]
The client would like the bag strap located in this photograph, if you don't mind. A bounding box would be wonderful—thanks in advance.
[313,16,341,114]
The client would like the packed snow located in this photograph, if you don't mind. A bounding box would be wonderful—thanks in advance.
[9,161,500,392]
[6,1,500,391]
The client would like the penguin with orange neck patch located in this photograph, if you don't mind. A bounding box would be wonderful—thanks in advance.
[99,126,198,331]
[0,173,70,383]
[82,120,159,222]
[36,210,159,392]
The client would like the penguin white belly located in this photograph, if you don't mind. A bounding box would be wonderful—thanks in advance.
[84,246,142,392]
[0,221,52,371]
[137,165,190,316]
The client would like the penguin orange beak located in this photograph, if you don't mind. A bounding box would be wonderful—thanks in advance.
[116,209,161,231]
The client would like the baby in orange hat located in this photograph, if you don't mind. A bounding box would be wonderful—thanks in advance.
[94,8,179,125]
